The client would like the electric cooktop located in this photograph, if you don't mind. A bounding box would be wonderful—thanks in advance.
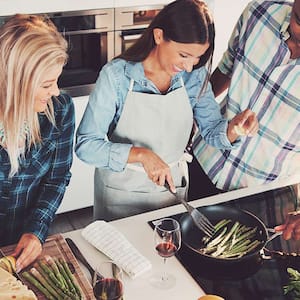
[149,189,300,300]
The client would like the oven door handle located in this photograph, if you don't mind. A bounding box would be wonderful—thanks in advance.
[122,34,142,41]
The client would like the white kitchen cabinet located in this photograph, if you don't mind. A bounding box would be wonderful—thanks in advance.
[57,96,94,213]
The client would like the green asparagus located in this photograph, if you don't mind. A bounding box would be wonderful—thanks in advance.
[59,258,82,299]
[30,267,63,299]
[199,219,262,258]
[21,255,83,300]
[34,264,70,299]
[56,258,80,300]
[22,271,56,300]
[45,255,67,289]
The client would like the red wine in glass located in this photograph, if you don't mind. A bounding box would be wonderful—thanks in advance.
[93,278,123,300]
[156,242,178,258]
[152,218,181,289]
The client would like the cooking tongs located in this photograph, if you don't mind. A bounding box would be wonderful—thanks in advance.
[165,178,215,238]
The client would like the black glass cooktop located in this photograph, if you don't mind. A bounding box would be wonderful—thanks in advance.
[149,187,300,300]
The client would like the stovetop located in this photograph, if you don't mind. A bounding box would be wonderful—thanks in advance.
[149,193,300,300]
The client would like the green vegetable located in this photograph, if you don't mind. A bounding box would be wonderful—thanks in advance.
[56,258,81,299]
[21,255,83,300]
[22,271,56,300]
[30,267,63,299]
[199,219,261,258]
[45,255,67,289]
[284,267,300,299]
[34,264,70,299]
[59,258,82,299]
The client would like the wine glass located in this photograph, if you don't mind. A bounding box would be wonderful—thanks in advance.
[152,217,181,289]
[93,261,124,300]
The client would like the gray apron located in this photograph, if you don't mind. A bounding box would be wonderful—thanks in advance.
[94,78,193,221]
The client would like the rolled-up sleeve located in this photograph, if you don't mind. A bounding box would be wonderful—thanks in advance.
[75,63,132,171]
[187,69,239,149]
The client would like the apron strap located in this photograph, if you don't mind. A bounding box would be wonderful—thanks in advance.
[180,76,185,87]
[129,79,134,91]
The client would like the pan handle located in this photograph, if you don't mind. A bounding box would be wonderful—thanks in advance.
[260,228,283,260]
[266,228,283,243]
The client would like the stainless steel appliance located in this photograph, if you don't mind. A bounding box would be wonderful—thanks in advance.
[0,7,161,97]
[48,9,114,97]
[114,5,163,56]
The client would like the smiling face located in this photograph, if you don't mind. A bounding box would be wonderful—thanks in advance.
[152,28,209,76]
[34,65,63,112]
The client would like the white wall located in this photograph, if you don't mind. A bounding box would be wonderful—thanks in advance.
[213,0,250,69]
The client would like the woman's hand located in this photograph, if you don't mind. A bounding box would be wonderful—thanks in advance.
[128,147,176,193]
[227,108,259,143]
[274,211,300,240]
[12,233,42,272]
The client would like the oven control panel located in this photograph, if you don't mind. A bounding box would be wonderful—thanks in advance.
[115,6,163,30]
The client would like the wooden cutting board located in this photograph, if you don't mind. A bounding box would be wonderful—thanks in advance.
[1,234,95,300]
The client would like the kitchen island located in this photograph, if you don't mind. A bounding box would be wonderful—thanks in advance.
[63,176,299,299]
[64,202,206,300]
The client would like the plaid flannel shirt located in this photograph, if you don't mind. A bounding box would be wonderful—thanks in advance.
[193,0,300,190]
[0,93,75,246]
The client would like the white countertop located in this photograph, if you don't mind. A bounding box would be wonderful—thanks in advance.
[63,173,299,300]
[64,205,205,300]
[0,0,173,16]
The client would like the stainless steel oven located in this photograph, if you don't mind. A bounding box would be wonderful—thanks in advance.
[114,5,163,56]
[48,9,114,97]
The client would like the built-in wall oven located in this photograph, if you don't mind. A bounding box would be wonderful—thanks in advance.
[114,5,163,56]
[0,7,162,98]
[48,9,114,97]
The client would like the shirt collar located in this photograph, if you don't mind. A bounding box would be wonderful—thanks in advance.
[123,60,183,90]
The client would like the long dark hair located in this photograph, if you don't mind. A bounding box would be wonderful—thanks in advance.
[118,0,215,72]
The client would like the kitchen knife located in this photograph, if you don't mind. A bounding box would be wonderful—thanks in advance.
[65,237,103,280]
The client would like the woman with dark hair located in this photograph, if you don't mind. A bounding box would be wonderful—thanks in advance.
[76,0,258,221]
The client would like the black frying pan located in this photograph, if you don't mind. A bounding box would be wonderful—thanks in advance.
[179,205,271,279]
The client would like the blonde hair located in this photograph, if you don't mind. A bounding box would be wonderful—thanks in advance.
[0,14,68,176]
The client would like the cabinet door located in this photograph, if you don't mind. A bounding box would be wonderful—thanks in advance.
[57,96,94,213]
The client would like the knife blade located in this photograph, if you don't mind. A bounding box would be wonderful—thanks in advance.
[0,248,22,281]
[65,237,103,281]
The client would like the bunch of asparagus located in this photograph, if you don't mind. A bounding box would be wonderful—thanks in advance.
[22,255,82,300]
[200,219,261,259]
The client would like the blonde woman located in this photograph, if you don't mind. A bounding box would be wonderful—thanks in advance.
[0,14,75,271]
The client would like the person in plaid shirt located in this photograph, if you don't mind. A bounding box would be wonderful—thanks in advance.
[0,14,75,271]
[190,0,300,240]
[191,0,299,192]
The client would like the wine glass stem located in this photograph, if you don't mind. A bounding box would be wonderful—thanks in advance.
[161,258,168,281]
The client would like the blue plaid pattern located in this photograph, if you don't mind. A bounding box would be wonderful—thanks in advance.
[0,93,75,245]
[193,0,300,190]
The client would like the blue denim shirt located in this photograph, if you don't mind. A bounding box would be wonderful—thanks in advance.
[76,59,235,171]
[0,93,75,246]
